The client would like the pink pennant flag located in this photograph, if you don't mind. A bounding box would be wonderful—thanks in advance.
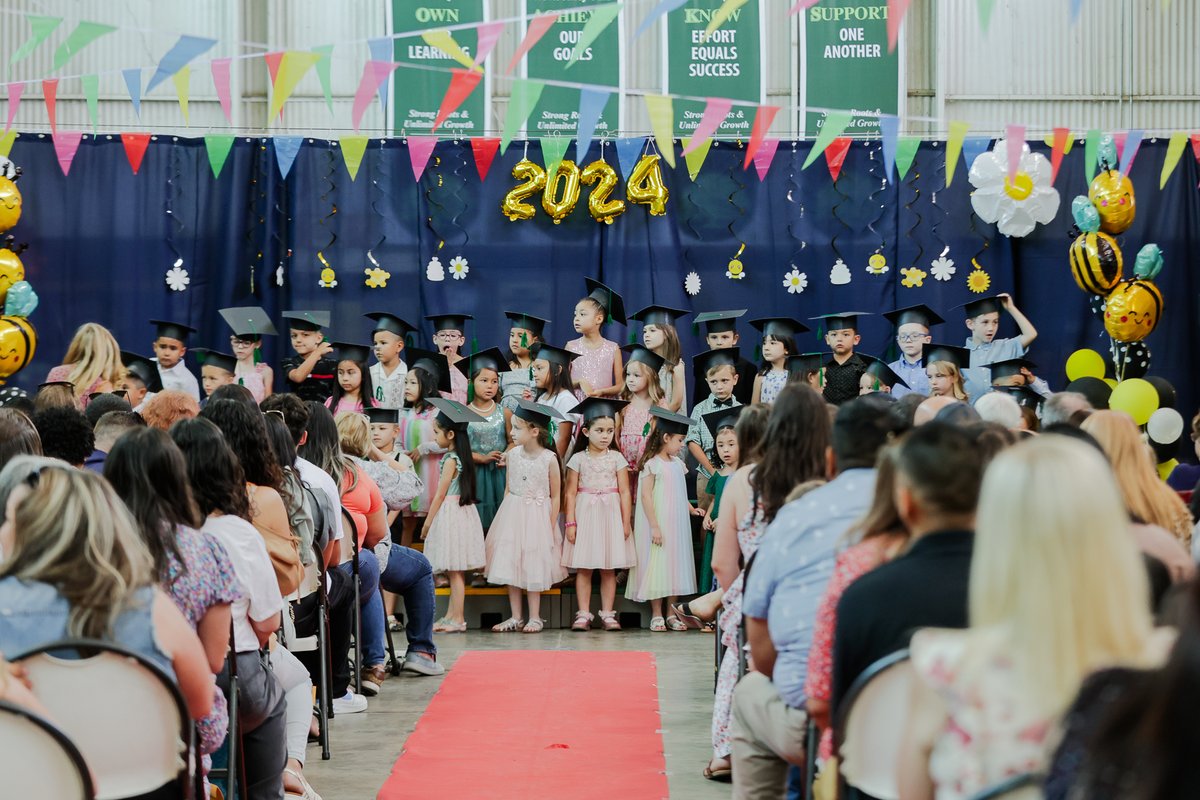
[264,51,284,122]
[53,131,83,175]
[42,78,58,133]
[743,105,781,169]
[887,0,912,52]
[1111,131,1127,164]
[1191,133,1200,164]
[433,69,482,132]
[474,20,504,66]
[506,12,560,74]
[752,139,780,181]
[4,84,23,134]
[211,58,232,123]
[471,137,500,182]
[407,135,438,182]
[682,98,732,156]
[1005,124,1025,180]
[352,61,399,132]
[788,0,823,13]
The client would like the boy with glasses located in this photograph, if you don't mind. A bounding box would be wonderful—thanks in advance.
[425,313,471,403]
[883,304,944,400]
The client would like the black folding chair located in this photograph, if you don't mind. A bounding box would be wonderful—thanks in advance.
[207,621,245,800]
[833,649,913,800]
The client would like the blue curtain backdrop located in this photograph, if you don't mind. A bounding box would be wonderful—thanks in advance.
[6,134,1200,417]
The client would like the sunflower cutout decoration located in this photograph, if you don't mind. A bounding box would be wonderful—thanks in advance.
[967,258,991,293]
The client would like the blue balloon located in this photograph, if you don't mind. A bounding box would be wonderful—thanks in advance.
[1071,195,1100,233]
[1134,243,1163,280]
[4,280,37,317]
[1097,135,1118,171]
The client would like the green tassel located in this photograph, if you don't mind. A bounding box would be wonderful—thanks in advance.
[642,421,651,436]
[467,382,475,403]
[528,366,534,381]
[607,310,613,326]
[521,331,529,348]
[754,344,762,362]
[471,336,478,352]
[628,330,638,345]
[548,420,558,441]
[692,322,700,337]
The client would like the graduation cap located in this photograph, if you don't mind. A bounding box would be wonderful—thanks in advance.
[429,397,487,429]
[513,398,566,428]
[192,349,237,374]
[922,343,971,370]
[862,356,910,390]
[530,342,580,369]
[584,277,627,325]
[365,312,416,340]
[149,319,196,343]
[958,295,1006,318]
[882,304,944,329]
[702,405,743,441]
[462,347,508,377]
[786,353,826,379]
[750,317,810,338]
[121,351,162,392]
[995,385,1043,410]
[989,357,1038,383]
[426,313,473,333]
[692,347,741,378]
[570,396,629,424]
[649,405,695,437]
[365,407,400,425]
[621,344,665,373]
[694,309,747,335]
[505,311,549,340]
[809,311,870,332]
[331,342,373,365]
[406,347,452,395]
[281,310,330,332]
[219,306,277,341]
[629,305,688,328]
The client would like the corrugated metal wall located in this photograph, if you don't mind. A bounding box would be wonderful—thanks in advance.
[0,0,1195,139]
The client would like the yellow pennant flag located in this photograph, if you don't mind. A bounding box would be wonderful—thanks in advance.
[422,30,482,74]
[705,0,750,40]
[682,137,713,181]
[269,51,322,122]
[341,135,369,181]
[1159,131,1188,189]
[945,120,969,186]
[173,66,191,124]
[0,131,16,159]
[644,94,676,168]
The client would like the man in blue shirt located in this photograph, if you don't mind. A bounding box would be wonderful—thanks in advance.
[883,304,944,400]
[731,395,907,799]
[960,293,1039,400]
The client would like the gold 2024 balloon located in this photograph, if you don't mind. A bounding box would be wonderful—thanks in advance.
[0,248,25,306]
[626,154,669,216]
[1104,278,1163,343]
[0,314,36,383]
[1088,170,1135,235]
[502,155,668,222]
[501,160,547,221]
[0,177,20,233]
[541,160,581,224]
[580,160,626,224]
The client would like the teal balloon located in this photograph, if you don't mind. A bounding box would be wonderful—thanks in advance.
[1134,243,1163,280]
[1071,195,1100,232]
[4,280,37,317]
[1097,135,1118,170]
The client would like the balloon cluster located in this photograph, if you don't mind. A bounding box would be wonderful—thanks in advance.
[0,156,38,385]
[501,154,668,224]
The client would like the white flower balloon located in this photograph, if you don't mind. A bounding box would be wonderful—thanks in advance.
[968,139,1060,237]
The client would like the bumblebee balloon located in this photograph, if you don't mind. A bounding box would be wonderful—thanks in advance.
[0,177,21,233]
[0,248,25,306]
[1068,231,1123,296]
[1088,170,1136,235]
[0,314,36,383]
[1104,278,1163,343]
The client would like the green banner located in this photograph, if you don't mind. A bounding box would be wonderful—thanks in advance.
[392,0,487,135]
[664,0,762,137]
[802,0,899,136]
[525,2,622,137]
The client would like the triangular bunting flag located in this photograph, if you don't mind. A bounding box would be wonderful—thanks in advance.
[743,105,781,169]
[1118,129,1144,176]
[575,88,610,162]
[353,61,399,131]
[471,138,500,181]
[407,136,439,182]
[682,98,732,156]
[961,136,991,174]
[204,134,236,179]
[122,68,142,117]
[340,135,369,181]
[568,5,623,68]
[433,69,482,131]
[1191,133,1200,164]
[52,131,84,176]
[880,114,899,180]
[4,84,23,134]
[704,0,749,39]
[121,132,151,175]
[507,12,560,75]
[788,0,823,13]
[945,121,969,185]
[896,137,921,179]
[52,21,116,70]
[268,51,320,122]
[313,45,335,114]
[635,0,687,39]
[147,35,218,94]
[81,75,99,134]
[264,51,284,85]
[274,136,303,179]
[887,0,912,52]
[9,15,62,66]
[0,132,15,159]
[1111,131,1127,165]
[751,139,779,181]
[615,137,646,178]
[1005,125,1025,181]
[211,58,233,123]
[541,136,571,178]
[1160,131,1188,189]
[681,137,712,181]
[644,94,676,168]
[1085,129,1102,180]
[976,0,997,32]
[825,137,852,182]
[173,66,191,123]
[42,79,59,133]
[1049,127,1071,183]
[802,110,851,169]
[474,21,504,66]
[500,79,545,154]
[1070,0,1084,24]
[422,30,481,73]
[367,38,394,112]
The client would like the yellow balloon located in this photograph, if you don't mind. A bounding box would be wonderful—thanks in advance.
[541,159,581,224]
[1104,378,1118,389]
[0,248,25,307]
[580,160,626,224]
[1104,279,1163,343]
[0,314,36,383]
[0,178,21,233]
[627,154,670,216]
[1065,348,1106,381]
[1109,377,1159,426]
[1088,170,1135,235]
[500,159,547,222]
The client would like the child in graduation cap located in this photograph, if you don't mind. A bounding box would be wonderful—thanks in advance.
[120,351,162,412]
[366,312,416,410]
[882,304,943,400]
[501,311,548,411]
[687,348,743,512]
[812,311,871,405]
[282,310,337,402]
[567,279,626,399]
[149,319,201,401]
[219,306,276,403]
[960,293,1039,399]
[787,353,826,391]
[325,343,376,414]
[632,305,688,413]
[858,357,910,396]
[923,343,972,402]
[192,349,238,400]
[462,347,512,530]
[530,342,582,460]
[426,313,471,404]
[750,317,808,405]
[398,349,453,547]
[619,345,667,498]
[694,310,757,406]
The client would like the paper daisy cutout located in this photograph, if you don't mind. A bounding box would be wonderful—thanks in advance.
[930,254,956,282]
[900,267,927,288]
[726,258,745,280]
[865,254,889,275]
[448,256,469,280]
[426,256,445,282]
[318,267,338,289]
[364,267,390,288]
[783,269,808,295]
[830,258,851,285]
[684,271,701,296]
[165,259,189,292]
[967,260,991,293]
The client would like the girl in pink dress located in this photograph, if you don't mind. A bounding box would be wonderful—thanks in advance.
[530,343,581,461]
[220,305,276,404]
[566,279,626,399]
[618,346,665,501]
[324,343,376,415]
[398,355,445,547]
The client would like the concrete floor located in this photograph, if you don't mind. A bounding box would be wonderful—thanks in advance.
[304,629,732,800]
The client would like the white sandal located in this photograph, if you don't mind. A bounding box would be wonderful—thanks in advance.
[649,616,667,632]
[283,768,322,800]
[491,617,525,632]
[522,618,545,633]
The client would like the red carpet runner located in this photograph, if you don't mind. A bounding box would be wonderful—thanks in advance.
[378,650,668,800]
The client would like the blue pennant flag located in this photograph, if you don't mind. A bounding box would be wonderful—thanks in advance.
[274,136,304,179]
[615,137,646,179]
[575,88,610,163]
[122,68,142,117]
[879,114,899,181]
[634,0,687,39]
[146,35,218,93]
[368,38,393,112]
[961,136,993,174]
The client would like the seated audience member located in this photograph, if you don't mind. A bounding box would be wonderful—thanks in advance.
[31,406,94,467]
[141,388,200,431]
[893,392,927,427]
[1166,410,1200,491]
[1019,403,1039,433]
[0,409,41,470]
[210,382,259,410]
[45,322,125,406]
[334,411,421,513]
[912,395,956,426]
[84,410,144,472]
[934,400,982,427]
[0,463,214,727]
[1041,390,1093,427]
[731,394,904,797]
[974,391,1023,431]
[34,381,79,412]
[898,436,1168,800]
[82,391,133,427]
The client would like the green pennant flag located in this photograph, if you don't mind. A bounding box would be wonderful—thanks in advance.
[1085,129,1101,182]
[312,45,334,114]
[204,133,236,179]
[341,135,369,181]
[10,15,63,65]
[895,137,921,179]
[500,79,545,155]
[52,21,117,69]
[81,74,99,133]
[976,0,997,32]
[541,136,571,178]
[802,110,851,170]
[567,4,623,68]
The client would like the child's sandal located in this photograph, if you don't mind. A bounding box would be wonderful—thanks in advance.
[666,615,689,632]
[522,618,545,634]
[649,616,667,632]
[491,617,524,633]
[598,611,621,631]
[571,611,594,632]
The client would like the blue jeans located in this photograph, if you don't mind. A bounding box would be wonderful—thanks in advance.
[786,764,803,799]
[338,545,436,667]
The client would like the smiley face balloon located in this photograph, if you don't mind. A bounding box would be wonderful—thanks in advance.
[1088,170,1136,235]
[0,314,36,383]
[0,177,20,233]
[0,248,25,306]
[1104,278,1162,343]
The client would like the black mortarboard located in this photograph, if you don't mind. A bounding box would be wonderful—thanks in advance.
[513,398,566,428]
[786,353,826,379]
[629,305,688,328]
[463,347,508,376]
[406,347,452,394]
[426,313,473,333]
[530,342,580,369]
[429,397,487,429]
[621,344,666,373]
[862,356,910,390]
[809,312,870,332]
[365,312,416,340]
[649,406,695,437]
[694,309,747,334]
[995,385,1044,409]
[282,310,330,332]
[692,347,740,378]
[702,405,743,441]
[332,342,373,365]
[882,304,944,329]
[958,295,1005,318]
[922,343,971,371]
[570,397,630,424]
[150,319,196,343]
[192,349,237,374]
[365,407,400,425]
[584,277,627,325]
[989,358,1038,383]
[505,311,549,339]
[220,306,278,340]
[750,317,810,338]
[121,351,163,392]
